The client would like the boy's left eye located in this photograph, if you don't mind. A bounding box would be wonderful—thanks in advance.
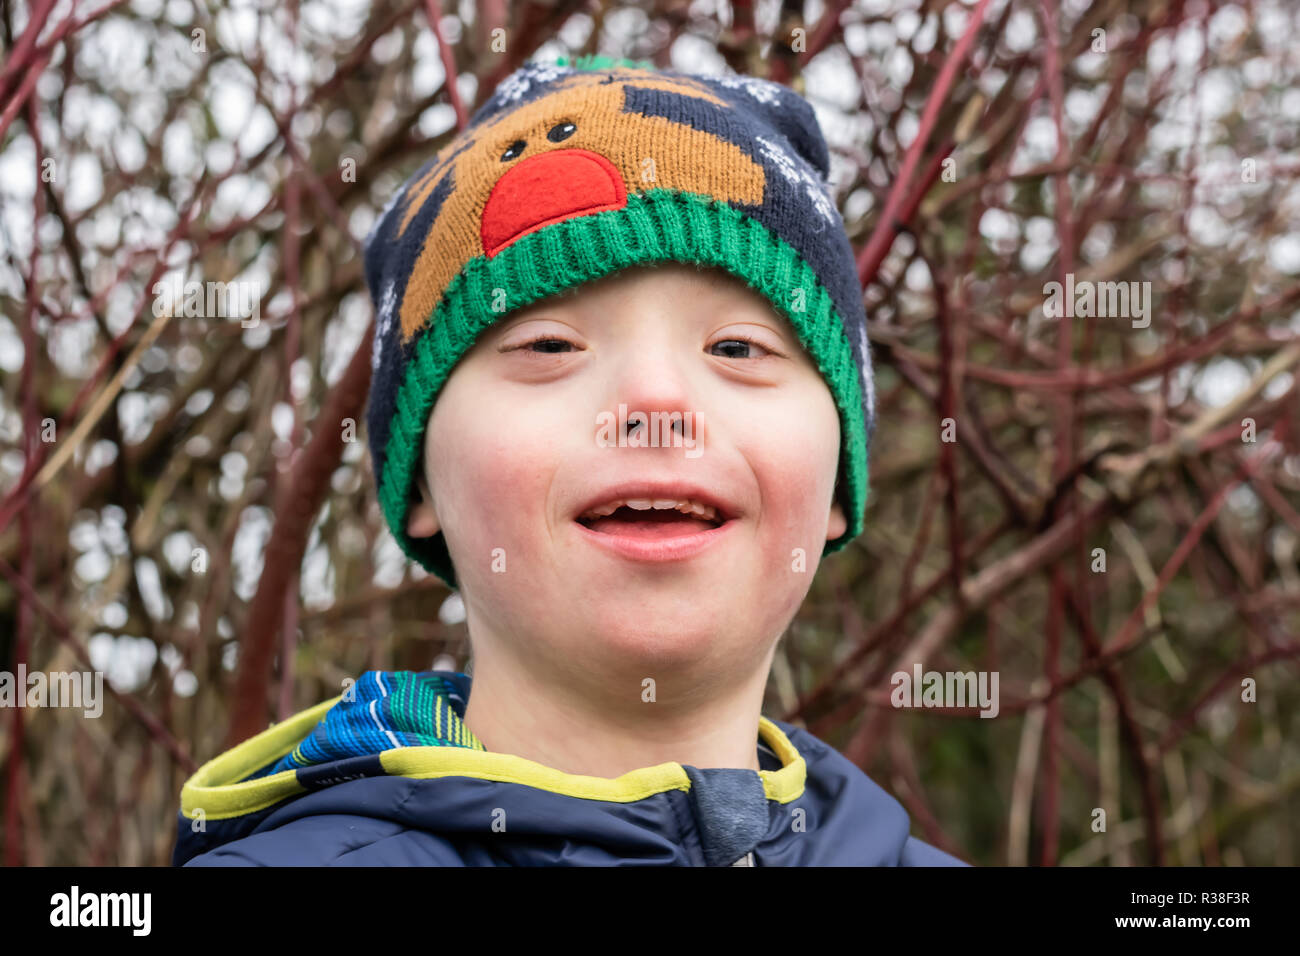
[709,337,773,359]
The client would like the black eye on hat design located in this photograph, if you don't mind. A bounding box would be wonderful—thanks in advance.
[500,121,578,162]
[547,120,577,142]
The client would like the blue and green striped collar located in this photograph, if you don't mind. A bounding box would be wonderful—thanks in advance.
[243,671,483,781]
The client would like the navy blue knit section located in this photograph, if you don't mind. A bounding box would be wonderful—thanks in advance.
[364,167,458,495]
[468,61,581,125]
[362,151,438,294]
[692,75,831,178]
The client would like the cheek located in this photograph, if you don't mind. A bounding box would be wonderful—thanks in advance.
[738,387,841,534]
[426,393,558,554]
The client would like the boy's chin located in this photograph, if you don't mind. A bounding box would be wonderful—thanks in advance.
[558,580,784,652]
[566,610,757,670]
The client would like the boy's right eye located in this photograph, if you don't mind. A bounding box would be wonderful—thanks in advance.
[503,336,579,353]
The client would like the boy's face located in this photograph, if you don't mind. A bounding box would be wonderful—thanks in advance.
[407,263,847,681]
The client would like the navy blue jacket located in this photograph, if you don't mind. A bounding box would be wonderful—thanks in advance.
[173,673,967,866]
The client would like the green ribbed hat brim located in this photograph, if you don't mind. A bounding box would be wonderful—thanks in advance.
[378,189,868,589]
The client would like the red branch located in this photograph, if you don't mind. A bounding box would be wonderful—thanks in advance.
[224,325,375,748]
[856,0,992,288]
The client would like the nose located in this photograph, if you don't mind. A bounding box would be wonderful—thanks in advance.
[597,334,706,452]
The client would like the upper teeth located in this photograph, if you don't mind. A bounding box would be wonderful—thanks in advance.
[580,498,719,521]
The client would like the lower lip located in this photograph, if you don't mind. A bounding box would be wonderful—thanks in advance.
[573,518,738,563]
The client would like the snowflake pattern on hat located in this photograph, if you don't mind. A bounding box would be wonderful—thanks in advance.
[713,73,782,106]
[372,278,397,373]
[756,135,837,226]
[480,62,575,115]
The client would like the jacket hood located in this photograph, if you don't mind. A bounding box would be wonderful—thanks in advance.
[172,670,965,866]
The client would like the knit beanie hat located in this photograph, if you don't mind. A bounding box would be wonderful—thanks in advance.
[363,54,877,589]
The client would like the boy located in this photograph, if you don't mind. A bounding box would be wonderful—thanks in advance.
[172,54,966,866]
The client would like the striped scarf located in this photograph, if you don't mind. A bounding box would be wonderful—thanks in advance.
[245,671,483,781]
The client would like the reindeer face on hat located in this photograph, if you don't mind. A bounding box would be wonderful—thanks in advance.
[377,66,782,342]
[362,57,875,589]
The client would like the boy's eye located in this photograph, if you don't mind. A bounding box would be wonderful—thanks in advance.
[507,336,579,353]
[709,337,773,359]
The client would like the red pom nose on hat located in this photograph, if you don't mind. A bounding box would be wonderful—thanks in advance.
[481,149,628,257]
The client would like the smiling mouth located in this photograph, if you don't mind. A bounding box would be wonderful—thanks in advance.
[576,503,728,539]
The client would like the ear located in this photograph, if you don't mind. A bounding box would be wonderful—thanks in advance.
[406,470,442,539]
[826,496,847,542]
